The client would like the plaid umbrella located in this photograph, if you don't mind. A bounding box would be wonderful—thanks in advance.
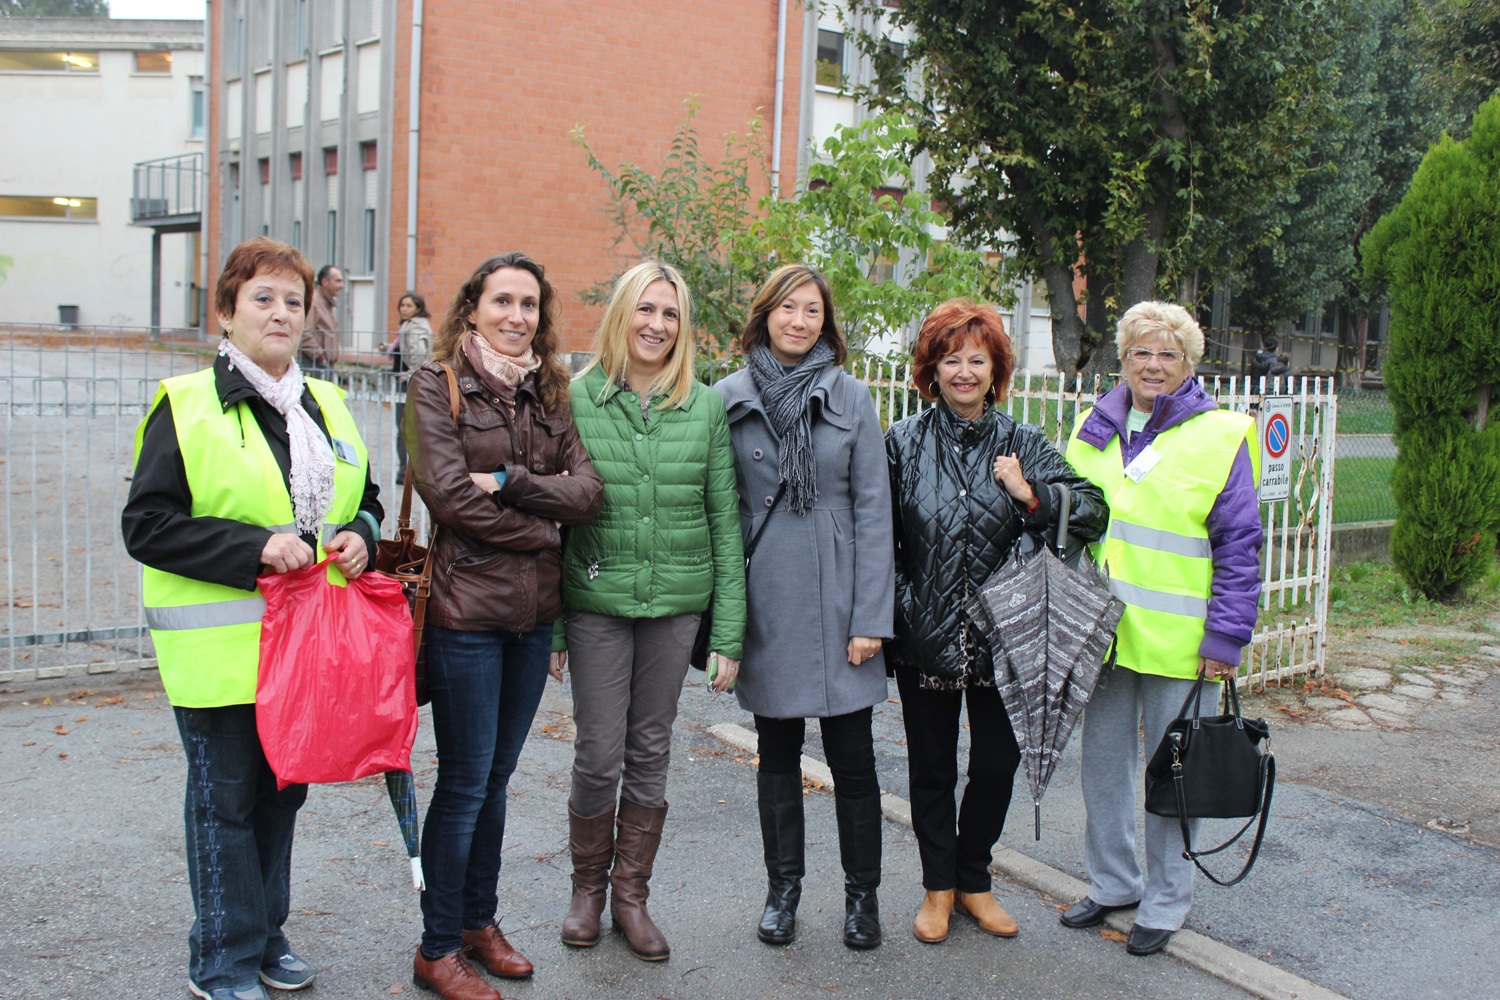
[966,486,1124,839]
[384,770,425,889]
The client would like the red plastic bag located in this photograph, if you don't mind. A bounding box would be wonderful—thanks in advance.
[256,556,418,789]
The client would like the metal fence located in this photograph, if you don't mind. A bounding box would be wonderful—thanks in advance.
[1,331,1334,689]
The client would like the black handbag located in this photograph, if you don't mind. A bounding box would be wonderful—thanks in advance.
[1144,674,1275,886]
[690,483,786,670]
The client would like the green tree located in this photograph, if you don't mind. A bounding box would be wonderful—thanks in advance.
[576,104,999,354]
[0,0,110,14]
[852,0,1340,374]
[1362,95,1500,599]
[1220,0,1446,375]
[1418,0,1500,133]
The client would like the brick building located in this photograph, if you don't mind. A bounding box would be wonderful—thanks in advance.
[206,0,836,354]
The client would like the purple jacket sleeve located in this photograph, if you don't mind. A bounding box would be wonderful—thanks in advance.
[1200,440,1263,665]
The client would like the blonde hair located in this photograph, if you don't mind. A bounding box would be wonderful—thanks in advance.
[578,261,696,410]
[1115,300,1205,366]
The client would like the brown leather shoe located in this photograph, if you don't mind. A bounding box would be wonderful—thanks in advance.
[956,890,1019,938]
[561,805,615,948]
[462,924,533,980]
[913,889,954,943]
[412,949,501,1000]
[610,797,670,961]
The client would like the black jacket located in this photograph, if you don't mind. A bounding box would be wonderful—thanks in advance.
[122,354,384,591]
[885,401,1108,684]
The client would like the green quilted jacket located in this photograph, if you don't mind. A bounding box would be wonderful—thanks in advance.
[555,366,746,657]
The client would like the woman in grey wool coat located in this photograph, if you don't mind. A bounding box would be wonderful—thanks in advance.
[714,263,895,951]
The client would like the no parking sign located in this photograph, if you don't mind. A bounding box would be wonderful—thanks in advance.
[1258,396,1293,502]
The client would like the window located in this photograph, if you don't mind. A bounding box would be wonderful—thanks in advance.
[289,152,303,180]
[225,0,243,76]
[324,147,338,175]
[190,76,205,138]
[289,0,309,56]
[258,157,271,185]
[0,195,98,220]
[360,140,377,170]
[0,50,99,72]
[327,210,337,262]
[292,219,302,249]
[363,207,376,272]
[816,30,845,88]
[135,51,172,74]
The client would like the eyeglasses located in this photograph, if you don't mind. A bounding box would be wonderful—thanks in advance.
[1124,347,1184,365]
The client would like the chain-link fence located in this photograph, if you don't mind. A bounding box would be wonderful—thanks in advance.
[1329,386,1396,524]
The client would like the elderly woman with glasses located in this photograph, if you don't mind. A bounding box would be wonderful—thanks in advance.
[1061,301,1263,957]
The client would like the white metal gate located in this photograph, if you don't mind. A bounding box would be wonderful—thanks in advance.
[2,332,1332,689]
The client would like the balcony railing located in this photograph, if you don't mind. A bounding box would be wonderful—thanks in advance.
[131,153,202,224]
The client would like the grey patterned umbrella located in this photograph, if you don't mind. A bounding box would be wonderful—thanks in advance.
[385,770,425,889]
[966,488,1124,840]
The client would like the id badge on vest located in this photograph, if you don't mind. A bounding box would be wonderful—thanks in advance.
[1123,445,1162,483]
[331,437,359,465]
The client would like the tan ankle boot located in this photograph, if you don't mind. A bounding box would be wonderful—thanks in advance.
[956,890,1019,937]
[913,889,955,943]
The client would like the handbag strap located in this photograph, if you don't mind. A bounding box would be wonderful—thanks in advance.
[744,482,788,566]
[1168,731,1277,887]
[396,362,462,529]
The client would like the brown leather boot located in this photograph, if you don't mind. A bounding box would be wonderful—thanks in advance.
[412,949,501,1000]
[560,805,615,948]
[461,924,533,979]
[913,889,955,943]
[956,890,1019,937]
[609,797,670,961]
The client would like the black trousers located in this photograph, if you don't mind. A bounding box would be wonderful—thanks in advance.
[896,669,1020,893]
[754,708,878,799]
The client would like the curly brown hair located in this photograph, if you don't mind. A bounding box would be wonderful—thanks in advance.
[431,252,570,413]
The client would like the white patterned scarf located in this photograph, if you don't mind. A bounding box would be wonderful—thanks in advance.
[219,338,336,535]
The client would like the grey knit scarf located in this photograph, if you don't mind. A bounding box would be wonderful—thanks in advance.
[748,340,835,514]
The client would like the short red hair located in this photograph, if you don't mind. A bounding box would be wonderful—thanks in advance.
[215,237,315,321]
[911,299,1014,403]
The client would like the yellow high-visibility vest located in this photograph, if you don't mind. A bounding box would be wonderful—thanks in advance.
[134,367,367,706]
[1066,408,1258,679]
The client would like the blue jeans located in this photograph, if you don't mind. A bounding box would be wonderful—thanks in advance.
[420,623,552,957]
[174,704,308,992]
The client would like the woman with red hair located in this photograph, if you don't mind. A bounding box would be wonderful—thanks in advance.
[885,299,1106,945]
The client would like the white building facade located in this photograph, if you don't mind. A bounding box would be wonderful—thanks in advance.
[0,17,204,330]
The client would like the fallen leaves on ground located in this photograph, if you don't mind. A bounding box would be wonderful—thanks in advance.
[1100,928,1128,943]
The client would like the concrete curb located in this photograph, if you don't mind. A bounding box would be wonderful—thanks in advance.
[707,721,1347,1000]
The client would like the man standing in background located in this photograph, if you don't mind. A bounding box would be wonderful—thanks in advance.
[303,265,344,374]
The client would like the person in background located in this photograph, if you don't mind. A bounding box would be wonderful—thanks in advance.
[553,260,745,962]
[886,299,1107,944]
[1062,300,1262,957]
[404,253,603,1000]
[301,264,343,375]
[389,290,432,482]
[123,237,383,1000]
[714,264,895,951]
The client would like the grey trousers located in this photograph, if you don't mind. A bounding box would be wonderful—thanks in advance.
[565,610,698,816]
[1080,667,1204,931]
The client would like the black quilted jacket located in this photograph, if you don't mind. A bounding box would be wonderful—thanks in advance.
[885,401,1109,684]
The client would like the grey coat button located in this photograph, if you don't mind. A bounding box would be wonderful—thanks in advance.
[764,495,775,507]
[752,448,764,460]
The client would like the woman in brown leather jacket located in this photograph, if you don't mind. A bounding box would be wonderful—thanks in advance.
[403,252,603,1000]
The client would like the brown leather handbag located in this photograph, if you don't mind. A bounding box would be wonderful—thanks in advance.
[374,363,459,706]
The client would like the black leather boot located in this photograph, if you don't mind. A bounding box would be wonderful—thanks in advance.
[835,789,883,949]
[756,771,806,945]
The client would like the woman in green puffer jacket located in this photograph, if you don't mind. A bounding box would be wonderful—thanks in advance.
[552,260,746,962]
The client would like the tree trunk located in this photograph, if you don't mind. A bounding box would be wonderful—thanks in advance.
[1010,168,1088,377]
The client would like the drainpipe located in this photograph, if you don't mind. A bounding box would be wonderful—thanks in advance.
[771,0,787,199]
[201,0,213,334]
[404,0,423,289]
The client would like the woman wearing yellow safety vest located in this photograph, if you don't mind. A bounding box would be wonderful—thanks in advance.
[1061,301,1263,958]
[122,237,384,1000]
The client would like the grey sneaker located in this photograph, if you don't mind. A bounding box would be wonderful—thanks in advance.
[259,951,318,990]
[187,981,270,1000]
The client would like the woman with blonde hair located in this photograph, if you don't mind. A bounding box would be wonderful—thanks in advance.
[554,260,745,961]
[404,252,603,999]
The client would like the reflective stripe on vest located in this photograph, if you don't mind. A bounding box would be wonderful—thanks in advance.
[1067,407,1257,679]
[135,368,367,707]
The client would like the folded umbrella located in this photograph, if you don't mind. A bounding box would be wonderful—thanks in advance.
[385,769,425,890]
[966,484,1124,839]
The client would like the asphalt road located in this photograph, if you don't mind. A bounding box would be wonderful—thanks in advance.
[3,671,1256,1000]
